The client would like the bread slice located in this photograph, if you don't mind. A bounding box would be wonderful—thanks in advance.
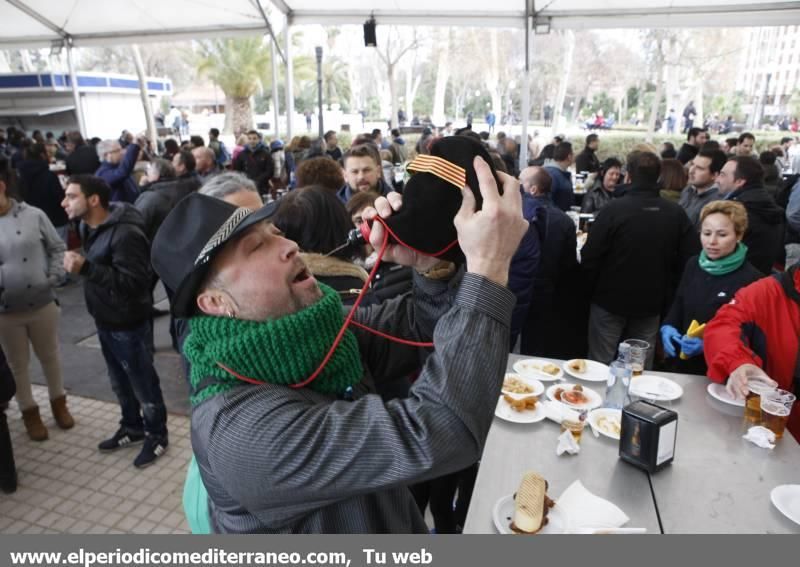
[511,472,548,534]
[569,359,587,373]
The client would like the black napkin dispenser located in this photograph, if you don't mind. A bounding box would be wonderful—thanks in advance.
[619,400,678,473]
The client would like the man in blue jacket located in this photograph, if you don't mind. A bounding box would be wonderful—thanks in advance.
[95,138,141,203]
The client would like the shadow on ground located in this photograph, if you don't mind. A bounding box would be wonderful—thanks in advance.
[28,280,190,417]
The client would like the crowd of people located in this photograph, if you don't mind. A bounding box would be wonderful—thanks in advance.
[0,118,799,534]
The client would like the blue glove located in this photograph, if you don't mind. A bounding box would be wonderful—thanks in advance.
[660,325,681,358]
[680,336,704,358]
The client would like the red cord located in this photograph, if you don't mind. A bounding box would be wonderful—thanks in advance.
[216,215,437,388]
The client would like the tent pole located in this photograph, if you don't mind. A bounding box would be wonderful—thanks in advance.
[132,44,158,150]
[285,25,294,141]
[519,12,531,173]
[66,42,86,138]
[271,40,280,139]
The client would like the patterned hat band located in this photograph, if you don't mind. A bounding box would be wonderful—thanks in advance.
[407,154,466,190]
[195,207,253,266]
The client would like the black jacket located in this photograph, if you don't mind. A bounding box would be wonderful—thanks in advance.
[233,144,274,193]
[78,204,153,329]
[17,159,68,228]
[676,143,699,165]
[663,255,762,375]
[575,147,600,173]
[65,144,100,176]
[581,185,699,317]
[134,175,201,241]
[727,184,785,275]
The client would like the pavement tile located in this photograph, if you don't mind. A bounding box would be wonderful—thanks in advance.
[2,385,191,535]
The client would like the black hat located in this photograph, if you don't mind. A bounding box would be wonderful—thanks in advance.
[151,193,278,318]
[384,135,500,262]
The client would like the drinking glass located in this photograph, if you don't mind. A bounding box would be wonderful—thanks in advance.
[760,389,796,440]
[743,376,775,425]
[622,339,650,376]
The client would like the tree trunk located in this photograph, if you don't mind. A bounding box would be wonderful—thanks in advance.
[406,71,422,124]
[432,31,450,126]
[229,96,253,136]
[552,30,575,134]
[647,45,665,141]
[388,62,398,129]
[484,30,502,124]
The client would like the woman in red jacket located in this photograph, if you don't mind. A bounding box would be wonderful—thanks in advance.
[704,264,800,441]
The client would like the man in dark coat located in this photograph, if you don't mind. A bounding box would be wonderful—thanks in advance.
[717,156,785,274]
[581,151,698,366]
[64,131,100,176]
[17,143,69,238]
[575,133,600,173]
[61,175,168,469]
[676,127,708,165]
[233,130,273,195]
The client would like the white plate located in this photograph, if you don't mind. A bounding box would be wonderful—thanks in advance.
[771,485,800,526]
[495,395,547,424]
[563,359,609,383]
[493,494,566,534]
[502,373,545,398]
[587,408,622,440]
[512,359,564,382]
[546,384,603,410]
[629,375,683,402]
[706,382,745,407]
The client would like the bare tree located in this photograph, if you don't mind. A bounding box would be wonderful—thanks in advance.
[375,27,419,128]
[431,29,452,125]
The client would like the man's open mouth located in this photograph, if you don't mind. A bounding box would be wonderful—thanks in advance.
[293,267,312,284]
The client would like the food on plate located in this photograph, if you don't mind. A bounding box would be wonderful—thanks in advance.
[540,363,560,376]
[503,394,538,412]
[503,376,534,394]
[562,389,589,405]
[597,415,621,436]
[568,359,588,373]
[510,472,556,534]
[553,384,587,404]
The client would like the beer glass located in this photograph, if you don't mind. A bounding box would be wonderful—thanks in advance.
[622,339,650,376]
[743,376,774,425]
[760,390,796,440]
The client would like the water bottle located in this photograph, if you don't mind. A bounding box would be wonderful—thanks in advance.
[605,344,633,409]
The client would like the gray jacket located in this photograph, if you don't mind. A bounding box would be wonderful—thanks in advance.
[192,272,515,533]
[0,200,65,313]
[678,183,720,229]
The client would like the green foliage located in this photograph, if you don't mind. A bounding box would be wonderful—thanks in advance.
[195,37,271,99]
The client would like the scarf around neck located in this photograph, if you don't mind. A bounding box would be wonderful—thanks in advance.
[183,283,362,406]
[698,242,748,276]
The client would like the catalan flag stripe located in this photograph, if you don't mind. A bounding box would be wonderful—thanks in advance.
[407,155,466,189]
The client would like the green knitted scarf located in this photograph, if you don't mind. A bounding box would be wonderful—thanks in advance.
[183,283,362,406]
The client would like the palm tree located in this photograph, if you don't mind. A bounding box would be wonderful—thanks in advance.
[322,57,352,110]
[196,37,271,135]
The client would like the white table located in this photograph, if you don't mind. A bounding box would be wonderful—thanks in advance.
[463,355,800,534]
[463,355,661,534]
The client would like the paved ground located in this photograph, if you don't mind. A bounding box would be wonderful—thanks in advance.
[0,385,191,534]
[0,280,192,533]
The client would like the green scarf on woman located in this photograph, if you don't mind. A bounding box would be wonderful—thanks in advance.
[698,242,748,276]
[183,283,363,406]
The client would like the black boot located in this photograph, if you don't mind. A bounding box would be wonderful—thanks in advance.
[0,411,18,494]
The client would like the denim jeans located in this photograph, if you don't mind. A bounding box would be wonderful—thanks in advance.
[97,320,167,437]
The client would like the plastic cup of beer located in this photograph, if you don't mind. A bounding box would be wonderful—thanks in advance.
[743,376,775,425]
[560,407,587,444]
[760,389,796,440]
[623,339,650,376]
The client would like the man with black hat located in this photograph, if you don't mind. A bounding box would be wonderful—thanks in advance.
[152,149,528,533]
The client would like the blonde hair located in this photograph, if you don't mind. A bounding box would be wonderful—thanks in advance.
[699,200,748,238]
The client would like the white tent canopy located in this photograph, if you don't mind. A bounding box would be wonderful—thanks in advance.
[0,0,797,48]
[1,0,796,152]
